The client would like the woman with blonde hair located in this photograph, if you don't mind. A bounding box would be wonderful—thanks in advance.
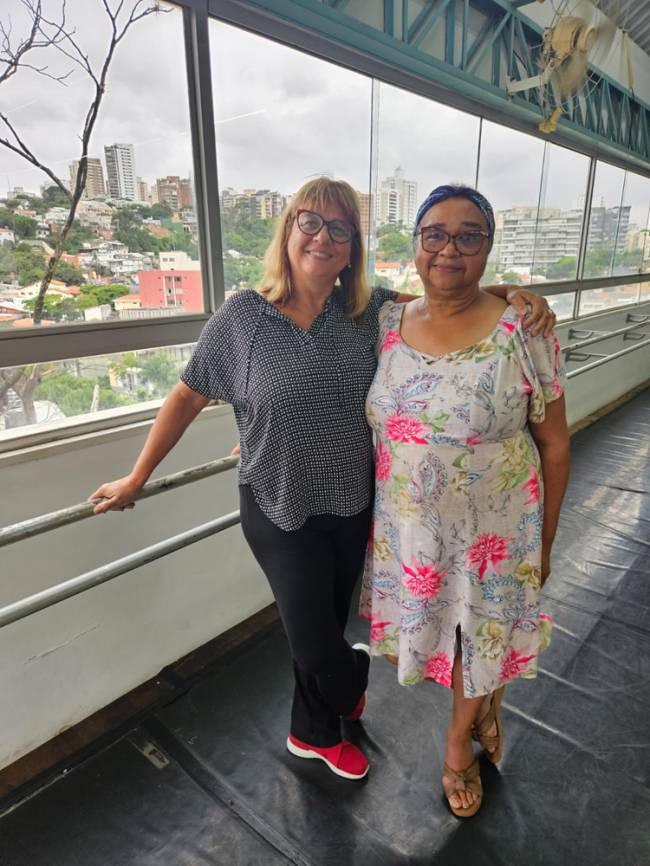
[90,177,554,781]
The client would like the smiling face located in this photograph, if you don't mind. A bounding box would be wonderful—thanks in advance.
[414,197,491,296]
[286,200,353,289]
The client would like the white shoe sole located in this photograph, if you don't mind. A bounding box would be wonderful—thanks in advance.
[286,737,369,780]
[352,642,370,657]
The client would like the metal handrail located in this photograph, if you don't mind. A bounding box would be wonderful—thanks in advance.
[0,511,241,629]
[563,320,648,354]
[0,455,239,549]
[566,337,650,379]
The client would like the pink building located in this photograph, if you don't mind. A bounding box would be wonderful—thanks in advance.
[137,270,203,312]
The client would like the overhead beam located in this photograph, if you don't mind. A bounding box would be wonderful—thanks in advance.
[209,0,650,172]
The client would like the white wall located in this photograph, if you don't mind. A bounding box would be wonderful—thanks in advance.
[559,301,650,424]
[0,405,271,770]
[1,301,649,770]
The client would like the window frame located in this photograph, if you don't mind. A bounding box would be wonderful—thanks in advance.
[0,0,223,369]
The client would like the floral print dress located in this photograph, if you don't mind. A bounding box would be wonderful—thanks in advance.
[359,302,566,697]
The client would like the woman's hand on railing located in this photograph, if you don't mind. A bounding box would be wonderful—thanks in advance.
[89,475,143,514]
[230,443,241,457]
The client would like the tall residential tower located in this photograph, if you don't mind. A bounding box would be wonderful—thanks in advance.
[104,143,137,201]
[69,158,106,199]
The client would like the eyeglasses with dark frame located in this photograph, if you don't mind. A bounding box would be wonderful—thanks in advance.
[416,227,490,256]
[295,209,357,244]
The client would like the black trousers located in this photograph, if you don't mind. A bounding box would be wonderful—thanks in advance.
[239,485,371,747]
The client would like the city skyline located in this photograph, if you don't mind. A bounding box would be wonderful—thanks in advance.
[2,3,648,229]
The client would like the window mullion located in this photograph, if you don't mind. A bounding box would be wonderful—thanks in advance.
[183,3,224,315]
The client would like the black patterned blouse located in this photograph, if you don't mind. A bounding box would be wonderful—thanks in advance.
[181,286,397,530]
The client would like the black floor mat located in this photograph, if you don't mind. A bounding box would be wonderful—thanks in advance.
[2,388,649,866]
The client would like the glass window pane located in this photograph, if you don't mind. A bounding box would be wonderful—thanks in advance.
[639,277,650,301]
[547,292,575,322]
[578,284,640,315]
[209,21,372,295]
[372,82,480,289]
[612,172,650,276]
[0,5,203,331]
[532,144,590,283]
[0,344,193,440]
[583,161,625,279]
[477,121,546,285]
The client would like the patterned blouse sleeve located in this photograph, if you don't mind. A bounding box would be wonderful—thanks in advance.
[181,292,253,404]
[515,324,567,424]
[370,285,399,308]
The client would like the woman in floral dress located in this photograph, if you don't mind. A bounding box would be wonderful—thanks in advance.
[360,185,570,817]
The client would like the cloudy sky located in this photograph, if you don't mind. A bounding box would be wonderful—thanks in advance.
[1,0,647,224]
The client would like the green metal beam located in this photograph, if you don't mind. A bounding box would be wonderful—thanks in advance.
[408,0,453,49]
[215,0,650,170]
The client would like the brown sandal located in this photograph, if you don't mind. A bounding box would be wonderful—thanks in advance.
[472,685,505,763]
[442,758,483,818]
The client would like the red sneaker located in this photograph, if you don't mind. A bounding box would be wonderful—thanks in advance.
[286,735,369,779]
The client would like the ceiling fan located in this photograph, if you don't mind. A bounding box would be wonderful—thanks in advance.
[506,0,618,132]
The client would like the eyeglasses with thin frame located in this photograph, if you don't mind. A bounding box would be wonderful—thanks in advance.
[295,209,356,244]
[417,227,490,256]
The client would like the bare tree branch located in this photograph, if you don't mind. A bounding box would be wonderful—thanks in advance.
[0,0,69,86]
[0,111,69,194]
[0,369,24,402]
[0,0,165,324]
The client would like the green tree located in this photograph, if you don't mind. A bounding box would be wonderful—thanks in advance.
[500,270,523,285]
[24,295,84,322]
[150,203,172,220]
[60,220,95,253]
[221,210,277,258]
[41,186,72,209]
[545,256,578,280]
[78,282,131,306]
[108,352,140,384]
[13,246,85,286]
[35,372,134,416]
[376,222,409,238]
[1,244,47,284]
[223,253,265,290]
[114,206,142,232]
[140,354,178,395]
[583,243,614,277]
[114,225,157,253]
[0,208,38,238]
[377,230,412,263]
[53,259,85,285]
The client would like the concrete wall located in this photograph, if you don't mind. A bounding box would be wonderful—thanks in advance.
[1,300,649,770]
[0,406,271,770]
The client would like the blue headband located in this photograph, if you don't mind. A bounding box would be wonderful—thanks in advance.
[413,184,495,240]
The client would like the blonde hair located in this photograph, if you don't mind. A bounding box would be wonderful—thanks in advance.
[259,177,371,318]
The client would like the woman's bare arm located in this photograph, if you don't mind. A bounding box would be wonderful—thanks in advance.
[89,381,210,514]
[529,395,571,583]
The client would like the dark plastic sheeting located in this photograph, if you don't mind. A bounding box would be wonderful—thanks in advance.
[2,388,650,866]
